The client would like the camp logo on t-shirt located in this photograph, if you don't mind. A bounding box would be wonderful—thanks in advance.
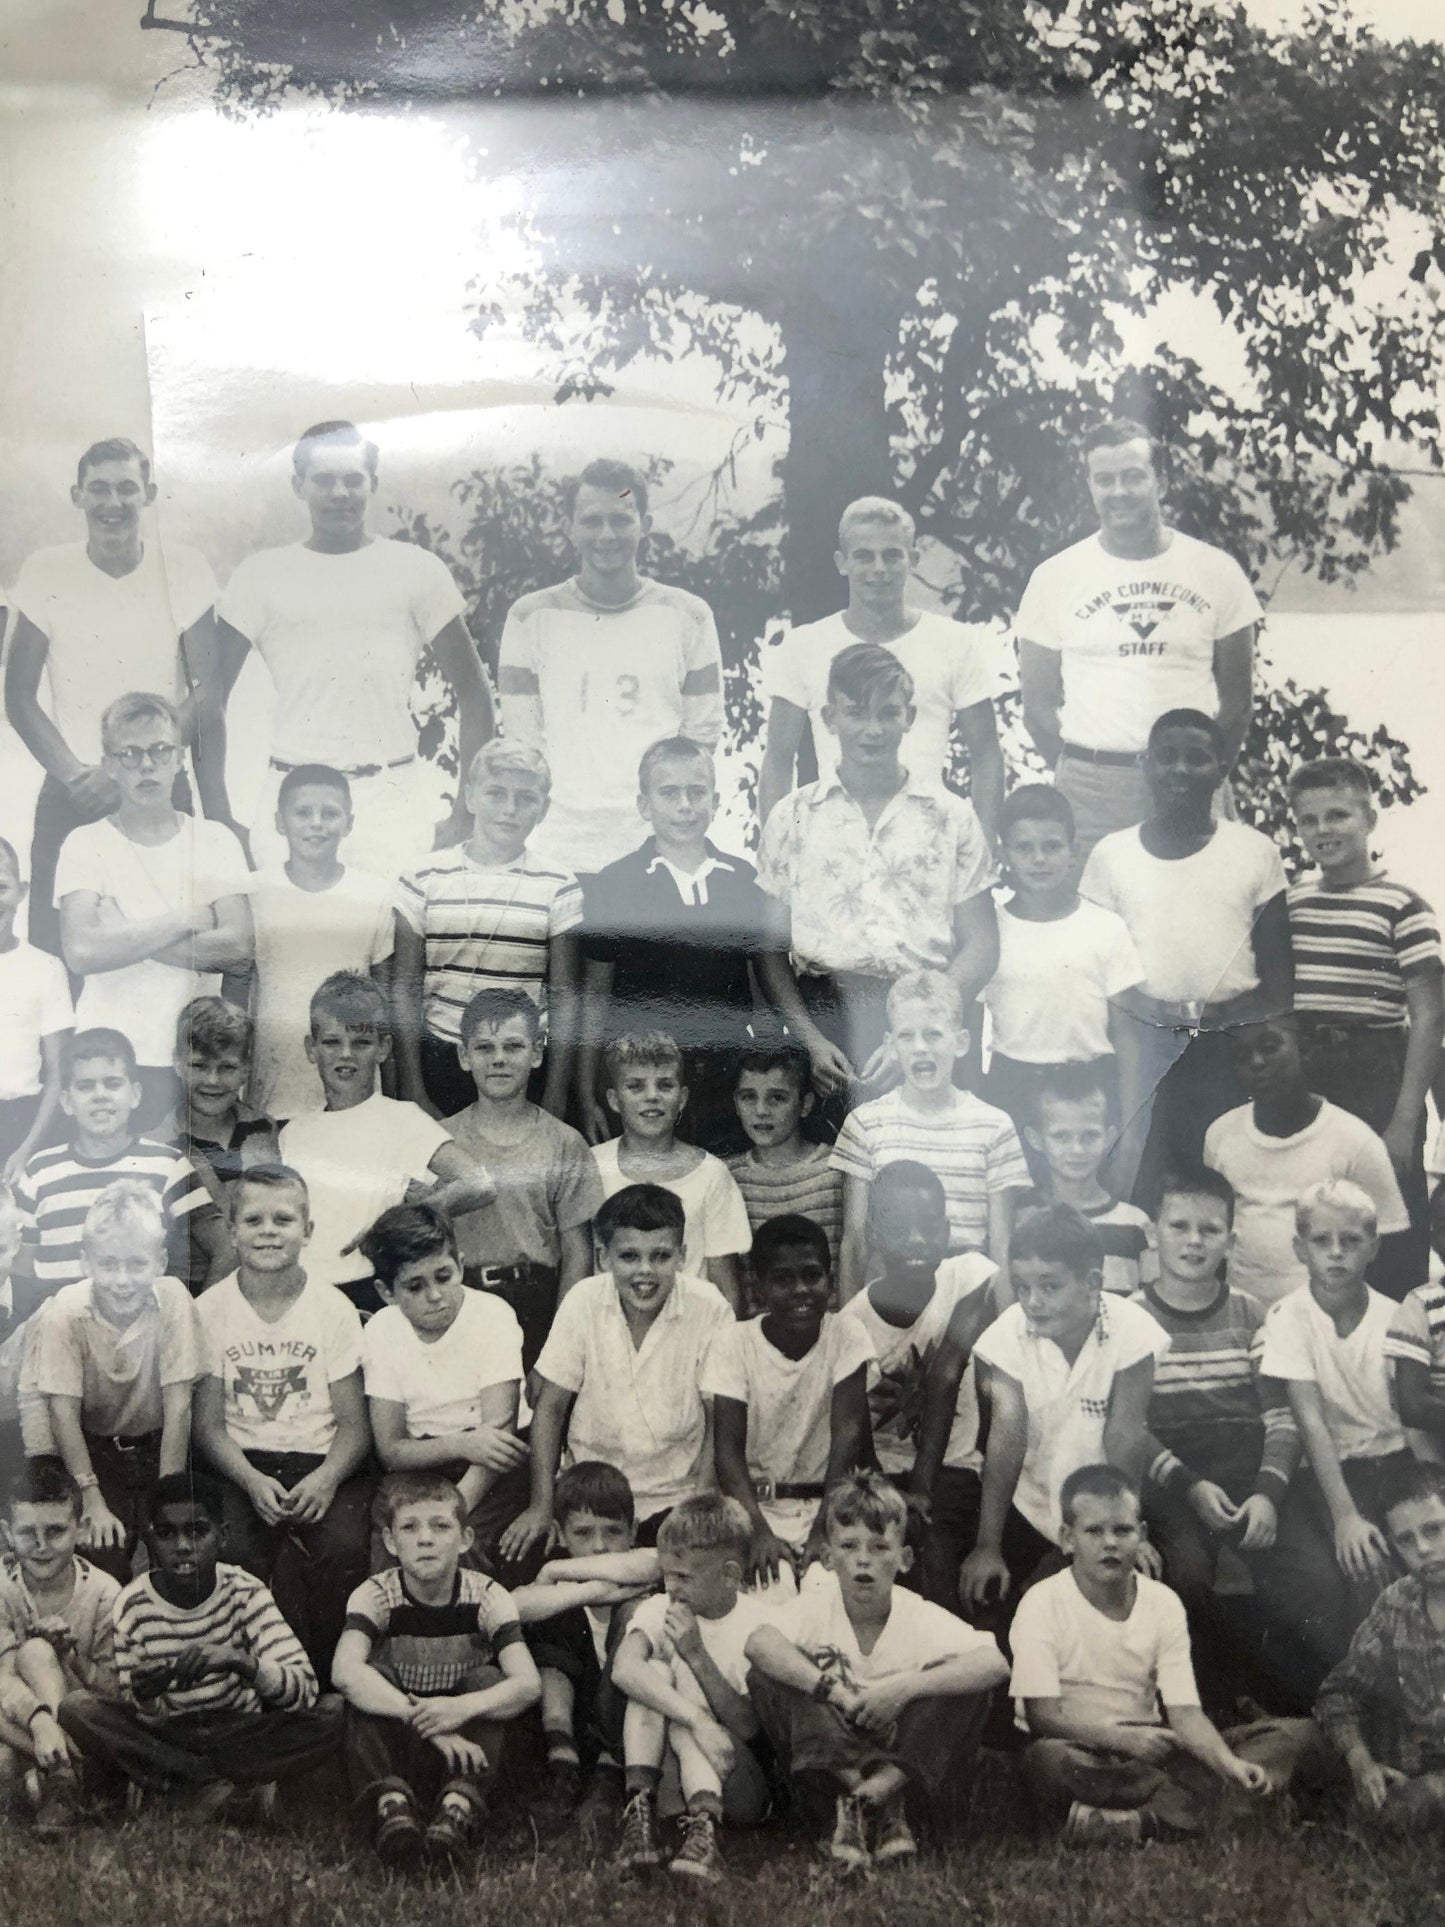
[226,1337,320,1423]
[1075,579,1213,647]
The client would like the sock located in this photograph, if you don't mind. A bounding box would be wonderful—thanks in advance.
[544,1726,580,1769]
[686,1792,723,1822]
[624,1765,661,1799]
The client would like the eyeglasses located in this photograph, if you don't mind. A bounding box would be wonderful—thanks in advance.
[108,742,180,770]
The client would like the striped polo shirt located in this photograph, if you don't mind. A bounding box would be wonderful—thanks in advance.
[728,1144,845,1270]
[829,1089,1032,1254]
[115,1565,317,1722]
[1385,1281,1445,1398]
[13,1138,214,1292]
[1288,871,1442,1027]
[344,1566,524,1696]
[395,847,583,1043]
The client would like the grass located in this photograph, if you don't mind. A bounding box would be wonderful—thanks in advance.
[5,1754,1444,1927]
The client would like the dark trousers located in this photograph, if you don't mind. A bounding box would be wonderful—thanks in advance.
[984,1053,1118,1188]
[920,1465,985,1617]
[0,1094,50,1171]
[82,1429,163,1582]
[961,1504,1064,1646]
[220,1452,374,1682]
[796,970,893,1139]
[749,1670,990,1810]
[421,1031,478,1119]
[344,1672,506,1814]
[1131,1025,1247,1215]
[59,1688,342,1791]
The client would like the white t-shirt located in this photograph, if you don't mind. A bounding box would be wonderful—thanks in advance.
[195,1273,363,1456]
[1204,1101,1411,1306]
[1259,1285,1405,1463]
[0,943,73,1099]
[972,1296,1171,1542]
[1009,1569,1199,1724]
[248,865,395,1118]
[700,1311,875,1497]
[591,1141,751,1277]
[985,899,1144,1063]
[1014,530,1261,753]
[217,538,466,766]
[11,541,217,765]
[764,609,1003,790]
[1081,821,1286,1007]
[769,1565,1000,1687]
[844,1254,998,1475]
[627,1588,785,1696]
[53,815,252,1067]
[360,1290,524,1438]
[278,1094,452,1287]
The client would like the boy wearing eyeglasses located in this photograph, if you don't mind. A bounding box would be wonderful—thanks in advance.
[54,692,253,1130]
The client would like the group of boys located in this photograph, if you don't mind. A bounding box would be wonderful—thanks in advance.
[2,415,1445,1885]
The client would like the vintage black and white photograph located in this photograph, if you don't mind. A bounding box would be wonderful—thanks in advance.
[0,1,1443,1921]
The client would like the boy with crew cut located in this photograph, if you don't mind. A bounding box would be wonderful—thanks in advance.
[592,1031,750,1311]
[579,736,767,1155]
[704,1214,873,1585]
[501,1184,734,1560]
[333,1471,541,1869]
[745,1469,1008,1869]
[443,987,601,1372]
[248,763,395,1122]
[833,970,1030,1300]
[726,1037,843,1271]
[159,998,279,1195]
[1026,1066,1153,1294]
[58,1470,340,1811]
[278,970,495,1314]
[756,641,998,1117]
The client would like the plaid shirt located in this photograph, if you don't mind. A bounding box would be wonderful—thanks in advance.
[1316,1576,1445,1774]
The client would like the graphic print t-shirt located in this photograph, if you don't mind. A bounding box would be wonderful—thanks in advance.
[196,1274,362,1455]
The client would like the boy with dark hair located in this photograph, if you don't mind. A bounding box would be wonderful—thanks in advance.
[726,1039,843,1269]
[57,1470,340,1812]
[1023,1062,1152,1293]
[333,1471,541,1868]
[443,986,601,1369]
[160,997,279,1194]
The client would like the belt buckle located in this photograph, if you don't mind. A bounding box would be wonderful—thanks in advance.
[754,1477,776,1503]
[477,1265,510,1287]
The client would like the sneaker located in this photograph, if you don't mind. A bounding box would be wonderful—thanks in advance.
[616,1789,664,1876]
[1062,1800,1144,1847]
[871,1793,917,1865]
[669,1810,724,1885]
[374,1790,425,1870]
[33,1767,80,1838]
[425,1790,483,1868]
[826,1792,870,1870]
[576,1766,624,1842]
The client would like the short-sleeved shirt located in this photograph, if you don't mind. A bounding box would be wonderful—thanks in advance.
[27,1274,197,1437]
[591,1142,751,1277]
[843,1254,998,1475]
[0,1553,120,1699]
[1386,1283,1445,1405]
[1260,1285,1405,1463]
[1204,1101,1410,1306]
[217,537,466,767]
[701,1311,875,1489]
[445,1105,603,1272]
[1008,1568,1200,1724]
[361,1290,524,1438]
[1014,530,1261,753]
[534,1272,734,1518]
[0,942,73,1100]
[627,1588,784,1695]
[11,540,217,765]
[196,1273,363,1456]
[755,772,996,978]
[985,900,1143,1064]
[248,865,395,1118]
[279,1094,452,1288]
[53,815,252,1067]
[727,1146,844,1271]
[764,609,1003,790]
[1081,1198,1154,1298]
[344,1565,525,1696]
[395,849,583,1043]
[498,576,724,875]
[1081,821,1287,1009]
[15,1138,215,1292]
[769,1564,1000,1687]
[972,1296,1171,1542]
[830,1089,1030,1255]
[1288,871,1443,1029]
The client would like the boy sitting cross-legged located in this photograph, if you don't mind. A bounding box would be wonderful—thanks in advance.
[1011,1463,1300,1845]
[58,1470,341,1816]
[703,1213,873,1587]
[333,1471,542,1871]
[726,1037,843,1273]
[0,1457,121,1835]
[610,1494,784,1886]
[744,1468,1009,1870]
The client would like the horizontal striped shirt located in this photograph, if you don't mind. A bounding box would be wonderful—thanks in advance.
[395,848,582,1043]
[830,1090,1031,1254]
[14,1138,215,1292]
[345,1566,524,1697]
[1384,1281,1445,1398]
[728,1144,845,1269]
[1132,1280,1299,1505]
[115,1565,316,1722]
[1288,871,1442,1026]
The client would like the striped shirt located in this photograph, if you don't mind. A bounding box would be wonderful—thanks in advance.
[1288,871,1442,1027]
[13,1138,216,1292]
[1132,1280,1300,1505]
[115,1565,316,1723]
[1385,1281,1445,1399]
[1080,1198,1152,1297]
[395,848,583,1043]
[830,1089,1031,1254]
[344,1566,524,1697]
[728,1144,845,1270]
